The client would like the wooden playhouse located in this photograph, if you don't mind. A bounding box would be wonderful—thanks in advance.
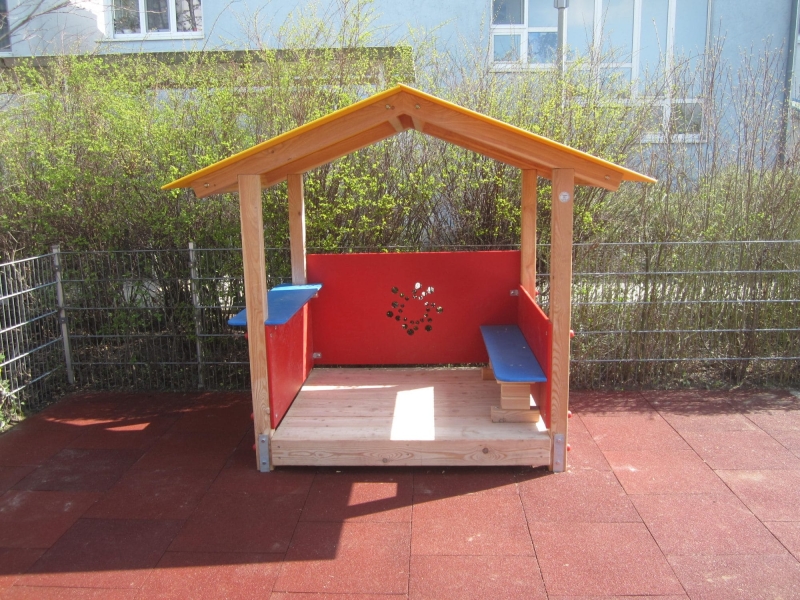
[163,85,654,472]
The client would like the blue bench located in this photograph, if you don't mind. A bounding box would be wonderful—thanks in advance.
[229,284,322,327]
[480,325,547,383]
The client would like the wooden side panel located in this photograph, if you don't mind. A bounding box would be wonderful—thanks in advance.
[265,305,314,429]
[306,251,520,365]
[238,174,271,469]
[287,173,307,285]
[520,169,537,295]
[517,285,553,427]
[549,168,574,471]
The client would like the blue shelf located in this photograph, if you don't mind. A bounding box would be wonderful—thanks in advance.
[228,284,322,327]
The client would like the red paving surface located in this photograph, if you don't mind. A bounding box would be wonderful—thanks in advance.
[1,388,800,598]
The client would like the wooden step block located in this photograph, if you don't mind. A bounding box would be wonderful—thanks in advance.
[499,383,531,409]
[491,406,540,423]
[481,366,495,380]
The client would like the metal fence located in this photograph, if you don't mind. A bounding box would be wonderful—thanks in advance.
[1,241,798,422]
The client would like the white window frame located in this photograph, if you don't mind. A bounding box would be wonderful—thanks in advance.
[108,0,204,41]
[490,0,709,142]
[0,0,12,55]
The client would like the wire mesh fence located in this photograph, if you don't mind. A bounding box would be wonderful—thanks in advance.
[0,253,67,424]
[0,240,798,425]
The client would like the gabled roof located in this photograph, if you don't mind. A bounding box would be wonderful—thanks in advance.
[163,84,655,198]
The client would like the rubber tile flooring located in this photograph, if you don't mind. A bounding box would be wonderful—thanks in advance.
[1,388,800,599]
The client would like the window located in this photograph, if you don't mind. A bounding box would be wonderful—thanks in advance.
[0,0,10,52]
[491,0,709,140]
[112,0,202,37]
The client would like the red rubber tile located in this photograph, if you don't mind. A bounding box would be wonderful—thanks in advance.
[519,469,640,523]
[411,494,533,556]
[413,467,519,498]
[212,457,316,496]
[581,413,691,453]
[13,448,142,492]
[764,521,800,561]
[133,430,242,471]
[605,449,728,495]
[1,587,139,599]
[169,403,252,435]
[409,555,546,600]
[682,430,800,470]
[169,490,304,554]
[0,428,81,467]
[0,548,44,591]
[532,522,683,596]
[562,431,611,471]
[0,466,35,493]
[564,412,590,434]
[140,551,282,599]
[301,470,412,522]
[548,596,688,600]
[717,469,800,521]
[657,407,759,434]
[631,493,785,556]
[744,408,800,433]
[21,518,182,589]
[668,553,800,599]
[68,416,177,450]
[84,467,219,520]
[568,390,653,416]
[275,522,411,595]
[271,594,406,600]
[770,429,800,456]
[0,490,99,548]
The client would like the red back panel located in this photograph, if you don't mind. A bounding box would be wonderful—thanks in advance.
[265,305,313,429]
[518,285,553,427]
[307,251,520,365]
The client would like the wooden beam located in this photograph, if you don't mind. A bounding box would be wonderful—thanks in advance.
[193,93,405,197]
[388,116,405,132]
[549,168,574,472]
[520,169,537,295]
[287,173,306,285]
[399,95,624,189]
[208,121,400,195]
[238,174,271,472]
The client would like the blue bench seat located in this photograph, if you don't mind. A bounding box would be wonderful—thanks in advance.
[480,325,547,383]
[228,284,322,327]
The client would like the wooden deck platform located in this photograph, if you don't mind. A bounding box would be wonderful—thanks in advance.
[271,368,552,467]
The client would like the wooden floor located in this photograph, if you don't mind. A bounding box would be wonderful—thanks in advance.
[271,368,552,467]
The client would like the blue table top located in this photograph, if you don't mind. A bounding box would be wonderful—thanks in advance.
[480,325,547,383]
[228,284,322,327]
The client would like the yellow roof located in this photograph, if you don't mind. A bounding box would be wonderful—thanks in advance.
[163,84,655,198]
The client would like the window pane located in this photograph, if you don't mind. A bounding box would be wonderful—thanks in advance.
[113,0,141,34]
[145,0,169,32]
[175,0,202,32]
[528,0,558,27]
[0,0,10,51]
[493,0,524,25]
[601,0,634,59]
[669,101,703,135]
[567,0,594,58]
[600,67,632,97]
[528,32,557,63]
[674,0,708,95]
[494,34,521,61]
[639,0,669,90]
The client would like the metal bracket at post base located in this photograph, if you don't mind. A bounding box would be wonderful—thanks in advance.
[552,433,566,472]
[258,434,271,472]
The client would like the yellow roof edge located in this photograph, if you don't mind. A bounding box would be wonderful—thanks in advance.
[161,84,406,190]
[162,83,656,190]
[395,84,656,183]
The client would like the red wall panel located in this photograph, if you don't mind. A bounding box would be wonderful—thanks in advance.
[306,251,521,365]
[265,305,313,429]
[517,285,553,427]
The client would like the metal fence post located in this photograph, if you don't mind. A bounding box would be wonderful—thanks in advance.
[51,245,75,385]
[188,242,204,389]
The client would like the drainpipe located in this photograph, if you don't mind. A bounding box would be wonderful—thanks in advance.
[779,0,800,165]
[555,0,569,76]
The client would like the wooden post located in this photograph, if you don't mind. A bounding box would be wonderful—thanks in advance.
[549,168,574,472]
[238,174,271,472]
[520,169,537,295]
[288,173,307,285]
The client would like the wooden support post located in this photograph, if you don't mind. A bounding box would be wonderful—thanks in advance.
[288,173,307,285]
[520,169,537,295]
[238,174,271,472]
[549,168,574,473]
